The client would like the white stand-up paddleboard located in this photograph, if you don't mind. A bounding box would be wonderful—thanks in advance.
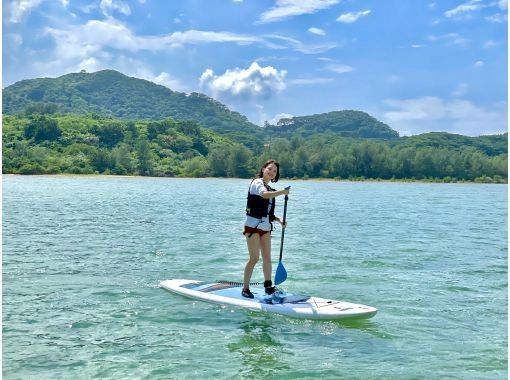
[160,279,377,320]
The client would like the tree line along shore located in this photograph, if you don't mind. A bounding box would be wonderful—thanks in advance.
[2,114,507,184]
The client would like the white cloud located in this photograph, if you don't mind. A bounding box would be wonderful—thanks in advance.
[78,3,97,13]
[268,113,294,125]
[43,18,333,66]
[483,39,502,48]
[100,0,131,16]
[308,27,326,36]
[255,56,298,63]
[151,72,188,92]
[451,83,468,97]
[165,30,263,47]
[444,0,507,20]
[485,13,508,23]
[265,34,337,54]
[259,0,339,23]
[7,0,43,23]
[384,97,447,122]
[44,20,266,60]
[6,33,23,49]
[427,33,469,47]
[323,63,353,74]
[411,44,425,48]
[77,57,102,72]
[444,0,484,18]
[289,77,334,85]
[295,42,336,54]
[385,75,400,84]
[474,60,484,67]
[336,10,371,24]
[199,62,287,100]
[382,96,507,136]
[44,20,128,61]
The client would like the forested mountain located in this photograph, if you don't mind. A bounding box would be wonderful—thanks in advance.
[393,132,508,156]
[266,110,399,139]
[3,70,264,148]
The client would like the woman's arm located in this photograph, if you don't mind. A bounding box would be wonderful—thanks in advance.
[261,188,289,199]
[273,216,287,227]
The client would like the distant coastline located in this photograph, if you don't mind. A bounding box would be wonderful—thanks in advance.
[4,173,506,184]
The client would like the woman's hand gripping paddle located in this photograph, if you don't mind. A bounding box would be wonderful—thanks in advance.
[274,187,290,286]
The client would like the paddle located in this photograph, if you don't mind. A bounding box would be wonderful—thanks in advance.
[274,188,290,285]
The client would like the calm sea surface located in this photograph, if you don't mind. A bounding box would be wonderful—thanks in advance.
[2,175,507,379]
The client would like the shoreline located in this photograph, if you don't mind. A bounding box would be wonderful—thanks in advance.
[2,173,507,185]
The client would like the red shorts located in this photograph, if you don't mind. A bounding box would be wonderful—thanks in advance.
[243,226,270,237]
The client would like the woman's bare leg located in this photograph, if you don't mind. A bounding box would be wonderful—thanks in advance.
[260,233,272,282]
[243,234,261,289]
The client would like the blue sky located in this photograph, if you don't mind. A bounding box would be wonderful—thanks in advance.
[3,0,508,136]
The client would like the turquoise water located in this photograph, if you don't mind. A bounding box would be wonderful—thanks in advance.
[3,175,507,379]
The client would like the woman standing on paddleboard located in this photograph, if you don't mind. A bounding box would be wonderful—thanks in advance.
[242,159,289,298]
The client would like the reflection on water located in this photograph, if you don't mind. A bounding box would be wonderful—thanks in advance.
[228,315,291,378]
[228,313,391,378]
[330,319,394,340]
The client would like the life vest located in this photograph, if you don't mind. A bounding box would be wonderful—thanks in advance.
[246,180,276,221]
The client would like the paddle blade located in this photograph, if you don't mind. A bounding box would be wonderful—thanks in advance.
[274,261,287,285]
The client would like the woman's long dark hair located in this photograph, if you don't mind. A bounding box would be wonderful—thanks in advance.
[257,159,280,183]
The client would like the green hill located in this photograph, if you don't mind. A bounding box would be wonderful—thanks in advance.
[392,132,508,156]
[265,110,399,139]
[3,70,264,149]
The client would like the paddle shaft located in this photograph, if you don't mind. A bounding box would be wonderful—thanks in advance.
[278,194,289,262]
